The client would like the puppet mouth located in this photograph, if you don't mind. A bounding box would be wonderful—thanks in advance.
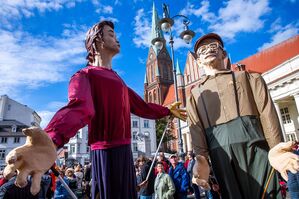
[205,53,216,58]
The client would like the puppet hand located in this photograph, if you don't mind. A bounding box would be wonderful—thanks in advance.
[168,102,187,121]
[268,141,299,181]
[3,127,57,195]
[192,155,210,190]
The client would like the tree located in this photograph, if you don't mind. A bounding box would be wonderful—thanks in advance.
[156,118,176,152]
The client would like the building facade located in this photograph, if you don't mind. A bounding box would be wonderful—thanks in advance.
[0,95,41,169]
[130,114,156,159]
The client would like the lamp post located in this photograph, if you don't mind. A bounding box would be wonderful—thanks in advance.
[152,3,195,158]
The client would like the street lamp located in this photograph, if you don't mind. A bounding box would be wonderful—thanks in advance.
[153,3,195,158]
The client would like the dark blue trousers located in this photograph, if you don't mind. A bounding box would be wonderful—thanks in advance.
[91,144,137,199]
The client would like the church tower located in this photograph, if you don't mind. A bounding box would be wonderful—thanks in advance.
[144,2,173,105]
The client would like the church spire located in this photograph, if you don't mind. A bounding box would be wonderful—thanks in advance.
[176,59,182,75]
[151,2,164,54]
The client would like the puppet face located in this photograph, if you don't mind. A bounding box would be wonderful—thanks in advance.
[95,25,120,56]
[196,38,226,69]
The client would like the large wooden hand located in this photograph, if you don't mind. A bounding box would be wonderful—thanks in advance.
[3,127,57,195]
[268,141,299,181]
[168,102,187,121]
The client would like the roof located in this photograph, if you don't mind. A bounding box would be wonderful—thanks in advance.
[163,85,175,106]
[236,34,299,73]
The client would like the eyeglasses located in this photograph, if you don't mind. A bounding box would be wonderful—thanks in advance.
[197,42,223,56]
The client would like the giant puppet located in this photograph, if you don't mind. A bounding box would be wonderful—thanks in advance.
[186,33,284,198]
[4,21,187,199]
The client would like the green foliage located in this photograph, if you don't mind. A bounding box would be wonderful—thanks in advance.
[156,118,176,147]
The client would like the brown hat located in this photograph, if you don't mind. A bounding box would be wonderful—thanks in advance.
[194,33,224,53]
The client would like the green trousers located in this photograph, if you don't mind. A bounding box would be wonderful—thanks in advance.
[206,116,282,199]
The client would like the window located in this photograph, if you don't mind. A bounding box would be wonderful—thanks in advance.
[132,121,138,128]
[76,131,81,139]
[77,143,81,153]
[1,137,7,143]
[11,125,17,132]
[0,150,6,160]
[144,120,149,128]
[70,144,75,154]
[86,146,90,153]
[280,107,291,124]
[7,104,11,111]
[133,143,138,152]
[287,133,297,142]
[14,137,20,143]
[132,131,137,140]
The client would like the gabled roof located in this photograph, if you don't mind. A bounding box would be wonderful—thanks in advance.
[236,35,299,73]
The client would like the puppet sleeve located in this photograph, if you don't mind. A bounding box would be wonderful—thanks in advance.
[248,73,282,148]
[45,71,95,148]
[186,93,209,158]
[128,87,170,119]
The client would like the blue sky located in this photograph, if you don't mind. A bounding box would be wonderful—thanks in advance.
[0,0,298,127]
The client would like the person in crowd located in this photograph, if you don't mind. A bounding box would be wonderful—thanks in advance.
[155,155,169,175]
[186,151,201,199]
[74,164,84,197]
[138,155,155,199]
[0,175,38,199]
[65,168,78,195]
[168,154,190,199]
[54,170,70,199]
[154,161,175,199]
[286,144,299,199]
[83,163,91,199]
[38,172,52,199]
[159,152,170,166]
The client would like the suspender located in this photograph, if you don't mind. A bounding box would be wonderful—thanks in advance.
[199,72,240,129]
[232,72,240,117]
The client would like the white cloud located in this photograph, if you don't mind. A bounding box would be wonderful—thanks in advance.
[95,5,113,14]
[180,1,216,23]
[132,9,152,48]
[103,5,113,14]
[0,26,87,96]
[209,0,271,40]
[0,0,84,28]
[258,21,299,51]
[181,0,271,41]
[38,110,56,128]
[38,100,67,128]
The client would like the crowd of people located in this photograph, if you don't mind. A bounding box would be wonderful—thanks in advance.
[135,151,221,199]
[0,151,220,199]
[0,163,92,199]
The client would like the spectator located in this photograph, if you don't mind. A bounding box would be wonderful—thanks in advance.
[65,168,78,194]
[186,152,201,199]
[168,154,190,199]
[138,156,155,199]
[154,161,175,199]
